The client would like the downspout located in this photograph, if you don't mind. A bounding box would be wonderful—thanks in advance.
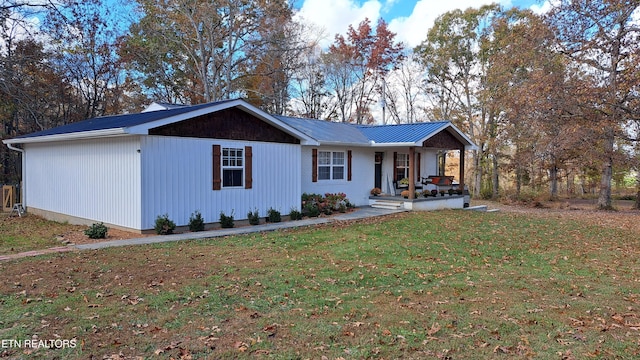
[5,143,25,206]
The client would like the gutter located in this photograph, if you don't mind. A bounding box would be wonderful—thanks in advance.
[4,142,26,207]
[5,142,24,154]
[4,128,127,145]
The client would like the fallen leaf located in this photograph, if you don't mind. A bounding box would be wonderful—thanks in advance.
[427,323,441,336]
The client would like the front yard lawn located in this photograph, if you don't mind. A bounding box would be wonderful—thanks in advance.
[1,210,639,358]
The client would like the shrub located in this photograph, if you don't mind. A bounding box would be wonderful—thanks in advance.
[84,222,108,239]
[301,192,353,215]
[188,211,205,232]
[219,210,234,228]
[247,208,260,225]
[303,202,320,217]
[289,207,303,220]
[154,214,176,235]
[267,208,281,223]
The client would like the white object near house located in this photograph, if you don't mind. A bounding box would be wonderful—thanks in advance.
[3,99,476,232]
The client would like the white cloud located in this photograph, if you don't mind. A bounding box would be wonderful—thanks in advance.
[294,0,382,47]
[295,0,552,49]
[530,0,554,15]
[389,0,519,48]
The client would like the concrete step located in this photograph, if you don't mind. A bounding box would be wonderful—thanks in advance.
[464,205,488,212]
[370,201,403,210]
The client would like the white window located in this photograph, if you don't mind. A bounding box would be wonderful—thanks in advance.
[396,153,409,181]
[318,151,345,180]
[222,147,243,187]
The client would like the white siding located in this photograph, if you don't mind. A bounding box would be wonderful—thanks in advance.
[334,148,439,196]
[140,136,301,230]
[23,136,142,229]
[301,146,375,206]
[420,149,439,177]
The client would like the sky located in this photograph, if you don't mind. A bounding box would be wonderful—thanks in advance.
[293,0,551,48]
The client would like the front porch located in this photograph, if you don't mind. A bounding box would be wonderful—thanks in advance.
[369,193,468,211]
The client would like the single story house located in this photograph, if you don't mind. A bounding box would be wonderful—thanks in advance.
[3,99,476,232]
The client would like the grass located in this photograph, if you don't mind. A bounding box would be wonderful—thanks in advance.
[1,210,640,358]
[0,213,84,253]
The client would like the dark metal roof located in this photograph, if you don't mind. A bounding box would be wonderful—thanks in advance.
[9,99,474,149]
[14,100,236,139]
[275,116,371,145]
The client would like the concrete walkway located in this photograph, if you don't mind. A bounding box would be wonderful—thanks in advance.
[1,207,405,261]
[76,206,404,250]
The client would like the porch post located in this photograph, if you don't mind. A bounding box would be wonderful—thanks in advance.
[458,146,465,191]
[409,146,415,199]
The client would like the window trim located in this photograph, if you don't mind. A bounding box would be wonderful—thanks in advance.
[317,150,346,181]
[222,147,244,188]
[395,153,410,181]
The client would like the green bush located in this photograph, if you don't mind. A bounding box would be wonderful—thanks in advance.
[303,202,320,217]
[84,222,108,239]
[267,208,281,223]
[247,209,260,225]
[154,214,176,235]
[220,210,234,228]
[188,211,205,232]
[301,192,353,216]
[289,207,303,220]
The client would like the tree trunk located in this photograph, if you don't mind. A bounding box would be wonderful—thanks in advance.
[515,166,522,198]
[549,164,558,200]
[634,167,640,210]
[491,153,499,198]
[473,148,483,197]
[597,128,614,209]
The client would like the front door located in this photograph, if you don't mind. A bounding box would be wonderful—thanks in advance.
[374,152,383,189]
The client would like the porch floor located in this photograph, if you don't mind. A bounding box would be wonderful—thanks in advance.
[369,194,468,211]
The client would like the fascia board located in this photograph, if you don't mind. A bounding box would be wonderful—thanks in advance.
[3,128,127,145]
[369,142,420,147]
[313,141,371,147]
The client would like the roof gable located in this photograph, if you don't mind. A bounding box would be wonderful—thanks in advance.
[150,107,299,144]
[14,101,230,140]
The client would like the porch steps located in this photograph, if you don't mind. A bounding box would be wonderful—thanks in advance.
[370,200,404,210]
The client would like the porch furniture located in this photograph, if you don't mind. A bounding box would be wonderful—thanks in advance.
[422,176,455,191]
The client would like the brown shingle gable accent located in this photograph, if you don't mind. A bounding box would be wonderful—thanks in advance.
[150,108,299,144]
[422,128,464,149]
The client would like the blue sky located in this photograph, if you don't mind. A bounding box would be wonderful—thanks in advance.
[293,0,550,48]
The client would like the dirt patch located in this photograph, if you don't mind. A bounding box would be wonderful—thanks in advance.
[59,226,152,246]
